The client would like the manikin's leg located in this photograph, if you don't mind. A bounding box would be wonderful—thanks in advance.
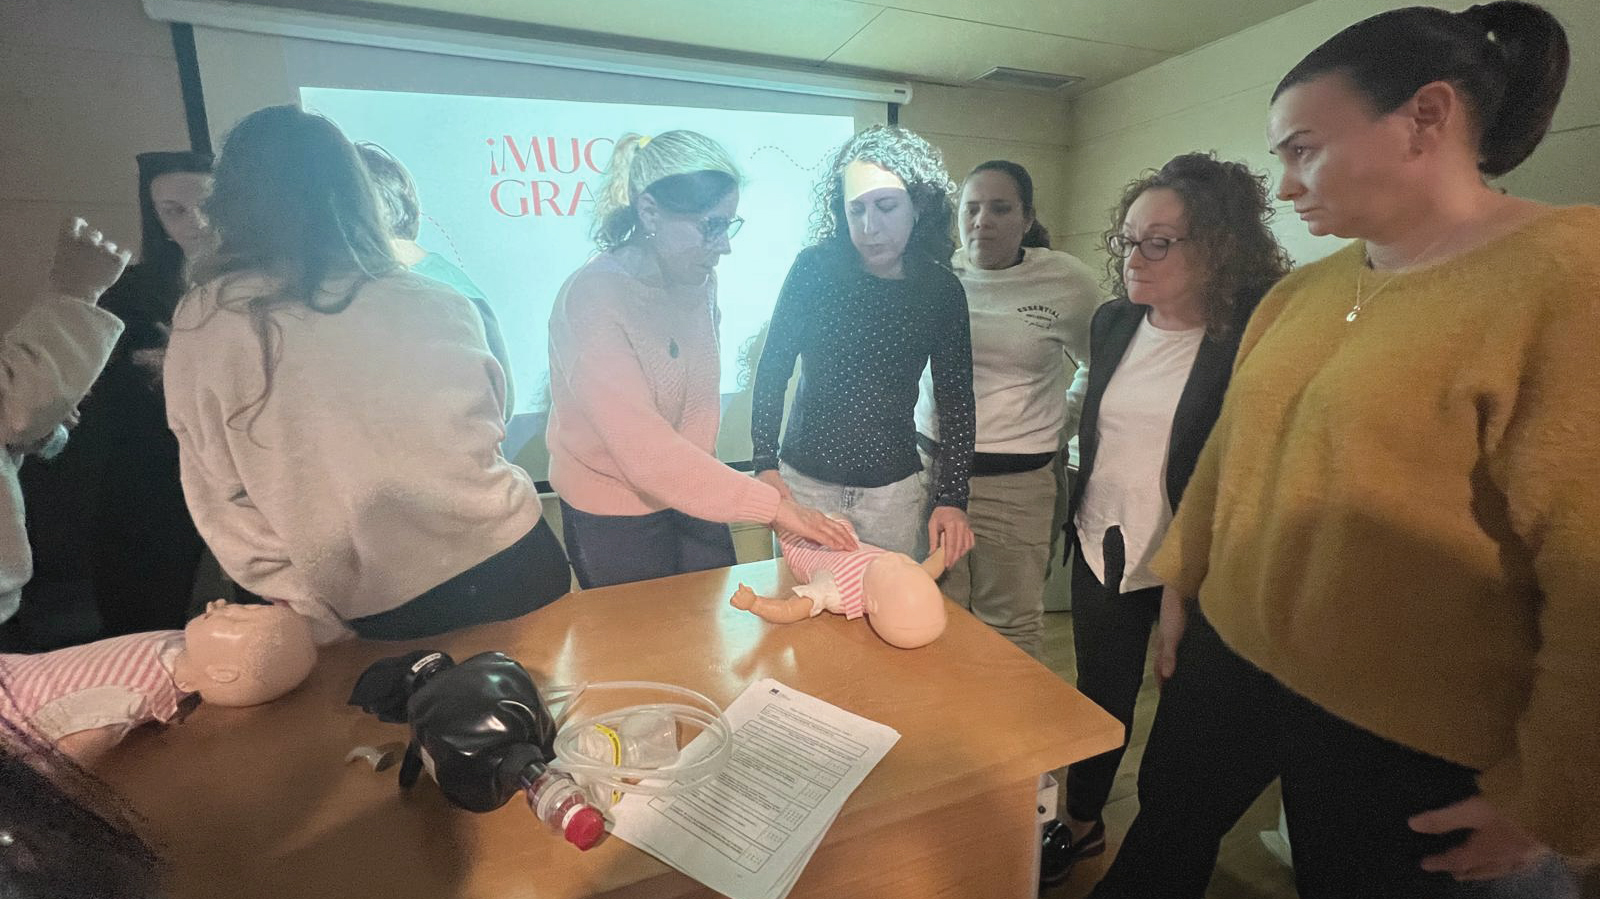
[920,545,947,580]
[55,725,122,766]
[729,584,814,624]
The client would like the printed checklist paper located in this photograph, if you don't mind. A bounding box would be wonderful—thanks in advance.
[607,678,900,899]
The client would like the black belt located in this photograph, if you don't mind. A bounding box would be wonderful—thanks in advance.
[917,434,1056,477]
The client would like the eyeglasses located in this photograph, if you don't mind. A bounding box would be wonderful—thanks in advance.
[699,215,744,244]
[1107,234,1188,262]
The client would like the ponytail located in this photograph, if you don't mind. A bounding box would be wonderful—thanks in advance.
[1459,2,1570,176]
[1273,2,1570,177]
[591,133,649,250]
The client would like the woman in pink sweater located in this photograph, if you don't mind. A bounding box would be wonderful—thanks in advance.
[546,131,853,589]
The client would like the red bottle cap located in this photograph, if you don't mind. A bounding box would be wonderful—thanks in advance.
[565,806,606,850]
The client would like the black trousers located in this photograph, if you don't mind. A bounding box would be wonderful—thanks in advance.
[1066,529,1163,823]
[350,519,571,641]
[1091,613,1578,899]
[559,500,737,590]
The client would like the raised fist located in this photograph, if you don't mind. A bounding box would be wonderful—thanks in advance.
[49,217,131,302]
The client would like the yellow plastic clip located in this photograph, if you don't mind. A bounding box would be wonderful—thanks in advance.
[593,723,624,806]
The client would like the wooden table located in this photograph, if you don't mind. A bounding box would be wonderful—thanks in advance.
[100,560,1121,898]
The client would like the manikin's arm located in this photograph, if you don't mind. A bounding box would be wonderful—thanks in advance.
[729,583,813,624]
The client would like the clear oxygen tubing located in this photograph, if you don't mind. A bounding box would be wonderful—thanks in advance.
[543,681,733,799]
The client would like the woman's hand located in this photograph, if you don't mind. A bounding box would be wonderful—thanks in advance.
[1155,585,1189,687]
[772,499,857,551]
[1410,796,1551,881]
[50,217,130,302]
[927,506,975,564]
[756,469,793,501]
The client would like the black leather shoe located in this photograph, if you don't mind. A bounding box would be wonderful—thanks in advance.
[1039,818,1107,890]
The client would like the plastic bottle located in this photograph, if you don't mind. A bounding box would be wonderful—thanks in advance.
[572,710,681,769]
[522,769,606,851]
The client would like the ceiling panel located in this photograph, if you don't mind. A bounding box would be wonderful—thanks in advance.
[351,0,882,61]
[826,8,1170,90]
[273,0,1330,93]
[860,0,1317,54]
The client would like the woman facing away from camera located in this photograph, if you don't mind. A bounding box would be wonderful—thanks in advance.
[165,105,570,643]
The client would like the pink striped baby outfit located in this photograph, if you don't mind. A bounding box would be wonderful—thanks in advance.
[0,631,189,742]
[777,524,887,620]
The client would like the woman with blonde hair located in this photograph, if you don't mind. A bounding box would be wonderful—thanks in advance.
[547,130,853,589]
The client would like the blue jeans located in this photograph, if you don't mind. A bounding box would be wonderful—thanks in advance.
[778,462,929,557]
[559,500,736,590]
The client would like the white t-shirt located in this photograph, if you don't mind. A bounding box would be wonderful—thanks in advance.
[916,247,1103,454]
[1075,313,1204,592]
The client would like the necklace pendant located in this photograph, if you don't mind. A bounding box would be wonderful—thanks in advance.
[1345,309,1360,323]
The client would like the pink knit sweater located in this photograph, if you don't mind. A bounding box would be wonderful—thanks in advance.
[546,247,780,523]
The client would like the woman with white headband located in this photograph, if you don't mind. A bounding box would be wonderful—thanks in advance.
[547,130,854,590]
[750,126,976,563]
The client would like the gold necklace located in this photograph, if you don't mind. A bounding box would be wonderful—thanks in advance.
[1347,234,1450,323]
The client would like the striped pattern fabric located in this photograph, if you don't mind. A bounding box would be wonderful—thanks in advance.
[0,631,187,738]
[777,528,886,620]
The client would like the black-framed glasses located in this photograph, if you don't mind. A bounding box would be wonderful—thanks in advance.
[1107,234,1188,261]
[699,215,744,244]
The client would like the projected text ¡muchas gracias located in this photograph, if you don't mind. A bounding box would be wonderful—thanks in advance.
[488,135,615,218]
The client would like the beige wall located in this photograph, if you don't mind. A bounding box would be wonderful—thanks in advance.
[900,81,1073,238]
[1057,0,1600,268]
[0,0,191,318]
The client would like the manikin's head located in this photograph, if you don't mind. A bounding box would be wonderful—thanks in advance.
[861,553,947,649]
[174,600,318,707]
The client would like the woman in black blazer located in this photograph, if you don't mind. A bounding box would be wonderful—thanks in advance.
[1040,153,1291,889]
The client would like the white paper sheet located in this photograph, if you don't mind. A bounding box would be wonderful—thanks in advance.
[607,678,899,899]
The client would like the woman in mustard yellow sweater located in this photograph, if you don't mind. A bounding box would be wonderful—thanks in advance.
[1092,4,1593,899]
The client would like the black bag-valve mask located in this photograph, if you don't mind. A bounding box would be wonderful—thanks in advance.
[348,649,558,812]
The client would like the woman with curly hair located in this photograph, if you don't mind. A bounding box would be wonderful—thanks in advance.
[546,130,852,589]
[750,126,975,560]
[1038,152,1291,890]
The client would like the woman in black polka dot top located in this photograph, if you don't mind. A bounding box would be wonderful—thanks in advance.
[750,126,976,561]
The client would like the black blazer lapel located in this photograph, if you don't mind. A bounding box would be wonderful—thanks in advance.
[1165,331,1239,510]
[1069,299,1144,529]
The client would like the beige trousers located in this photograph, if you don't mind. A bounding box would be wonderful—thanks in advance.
[939,464,1057,659]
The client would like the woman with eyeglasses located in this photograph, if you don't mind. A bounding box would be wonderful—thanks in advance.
[750,125,976,562]
[1091,4,1591,897]
[547,131,854,589]
[1038,152,1291,890]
